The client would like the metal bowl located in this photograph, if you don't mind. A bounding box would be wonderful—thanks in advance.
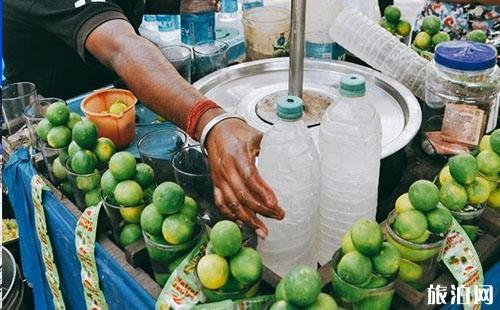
[194,58,421,159]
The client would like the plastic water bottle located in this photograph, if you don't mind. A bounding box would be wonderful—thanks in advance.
[257,96,320,277]
[242,0,264,11]
[317,74,382,265]
[157,15,181,46]
[142,15,158,31]
[180,0,216,46]
[219,0,238,22]
[330,8,429,100]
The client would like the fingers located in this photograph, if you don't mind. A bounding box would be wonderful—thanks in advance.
[214,187,237,221]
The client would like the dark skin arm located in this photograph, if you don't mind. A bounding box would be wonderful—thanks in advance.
[86,19,284,238]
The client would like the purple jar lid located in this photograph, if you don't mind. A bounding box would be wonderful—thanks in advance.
[434,41,497,71]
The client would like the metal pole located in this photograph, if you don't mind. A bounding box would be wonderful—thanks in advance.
[288,0,306,98]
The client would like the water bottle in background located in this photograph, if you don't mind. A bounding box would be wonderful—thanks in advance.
[242,0,264,11]
[219,0,238,22]
[180,0,216,46]
[330,8,429,100]
[257,96,320,277]
[317,74,382,265]
[142,15,158,31]
[157,15,181,46]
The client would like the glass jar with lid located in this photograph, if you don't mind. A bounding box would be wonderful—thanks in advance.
[422,41,499,156]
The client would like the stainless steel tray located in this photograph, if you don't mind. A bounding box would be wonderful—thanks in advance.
[194,58,422,158]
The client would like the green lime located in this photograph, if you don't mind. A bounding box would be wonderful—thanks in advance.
[395,193,414,214]
[180,196,198,220]
[162,213,194,245]
[466,177,491,204]
[71,150,97,174]
[364,274,389,288]
[422,16,441,35]
[398,259,423,282]
[477,150,500,176]
[305,293,338,310]
[462,225,479,242]
[85,189,102,207]
[133,163,155,189]
[379,17,397,34]
[72,120,98,149]
[269,301,299,310]
[93,137,116,163]
[66,112,82,130]
[52,157,67,180]
[414,32,432,50]
[284,265,322,307]
[337,251,372,286]
[68,141,82,158]
[396,20,412,37]
[408,230,431,244]
[114,180,144,207]
[76,173,100,192]
[394,210,428,240]
[440,180,468,211]
[46,101,70,126]
[229,247,262,285]
[119,223,142,247]
[140,204,164,235]
[480,135,491,151]
[341,231,356,254]
[120,204,145,223]
[143,186,155,203]
[109,152,137,181]
[210,220,243,257]
[153,182,185,215]
[35,118,54,142]
[409,180,439,212]
[384,5,401,23]
[439,166,453,186]
[197,254,229,290]
[101,170,118,196]
[371,242,401,276]
[387,233,438,261]
[47,126,71,148]
[466,30,487,43]
[109,100,128,115]
[432,31,450,46]
[61,181,74,198]
[449,153,479,185]
[275,280,288,301]
[490,129,500,154]
[426,203,452,234]
[350,218,383,255]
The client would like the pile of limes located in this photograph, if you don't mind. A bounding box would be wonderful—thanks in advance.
[271,266,336,310]
[197,221,262,296]
[413,16,449,51]
[379,6,411,39]
[36,101,80,149]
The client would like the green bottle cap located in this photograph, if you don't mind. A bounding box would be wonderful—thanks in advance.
[340,74,366,97]
[277,96,304,120]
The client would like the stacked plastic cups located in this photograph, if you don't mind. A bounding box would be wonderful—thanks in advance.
[330,8,429,100]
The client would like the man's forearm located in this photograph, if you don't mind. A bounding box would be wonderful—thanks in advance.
[144,0,180,15]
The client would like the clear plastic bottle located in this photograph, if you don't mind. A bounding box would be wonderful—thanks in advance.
[330,8,429,100]
[218,0,238,22]
[257,96,320,277]
[180,0,216,46]
[242,0,264,11]
[317,74,382,265]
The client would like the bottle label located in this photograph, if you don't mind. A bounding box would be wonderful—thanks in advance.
[221,0,238,14]
[242,1,263,11]
[143,14,157,22]
[157,15,181,32]
[181,11,216,45]
[305,41,345,60]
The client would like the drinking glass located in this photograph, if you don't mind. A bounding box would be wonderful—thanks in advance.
[38,141,69,186]
[2,82,38,134]
[138,128,188,184]
[23,98,66,149]
[193,41,228,81]
[161,45,192,83]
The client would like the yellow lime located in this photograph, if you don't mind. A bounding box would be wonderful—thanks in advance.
[341,231,356,254]
[305,293,338,310]
[93,137,116,163]
[162,213,194,245]
[440,180,467,211]
[479,135,491,151]
[477,150,500,176]
[396,20,412,37]
[466,177,491,205]
[109,100,128,115]
[52,157,67,180]
[197,254,229,290]
[439,166,453,186]
[393,210,428,240]
[414,32,432,50]
[395,193,414,214]
[120,204,145,223]
[398,259,423,282]
[488,188,500,209]
[47,126,71,148]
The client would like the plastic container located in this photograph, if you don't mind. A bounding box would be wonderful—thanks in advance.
[331,249,395,310]
[219,0,238,22]
[330,8,429,100]
[242,6,290,60]
[425,41,499,138]
[143,223,205,286]
[81,89,137,149]
[200,278,260,302]
[180,0,216,46]
[317,74,381,265]
[305,32,345,61]
[257,96,320,276]
[23,98,65,149]
[383,210,444,289]
[242,0,263,11]
[39,141,69,186]
[65,160,102,211]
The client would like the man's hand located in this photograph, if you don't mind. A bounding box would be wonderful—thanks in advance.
[205,119,284,239]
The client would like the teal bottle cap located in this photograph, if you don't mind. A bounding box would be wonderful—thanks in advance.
[340,74,366,97]
[277,96,304,120]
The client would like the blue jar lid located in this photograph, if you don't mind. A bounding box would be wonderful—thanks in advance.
[277,96,303,120]
[434,41,497,71]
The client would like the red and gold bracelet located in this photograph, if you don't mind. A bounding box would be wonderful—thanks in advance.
[185,99,220,139]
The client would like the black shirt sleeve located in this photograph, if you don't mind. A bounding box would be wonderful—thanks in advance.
[8,0,129,60]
